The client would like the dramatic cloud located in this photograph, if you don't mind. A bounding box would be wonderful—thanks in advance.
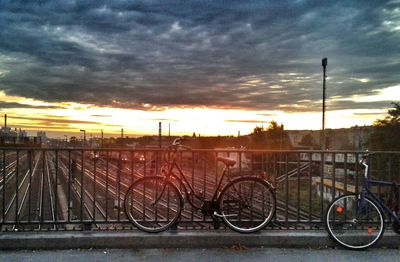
[8,115,118,126]
[0,0,399,112]
[0,101,61,109]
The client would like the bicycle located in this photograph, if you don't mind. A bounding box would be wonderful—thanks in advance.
[124,138,276,233]
[325,153,400,250]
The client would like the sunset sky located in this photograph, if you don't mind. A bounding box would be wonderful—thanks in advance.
[0,1,399,138]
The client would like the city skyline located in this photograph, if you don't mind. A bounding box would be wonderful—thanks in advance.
[0,1,399,137]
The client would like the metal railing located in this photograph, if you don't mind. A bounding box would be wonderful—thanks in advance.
[0,147,399,232]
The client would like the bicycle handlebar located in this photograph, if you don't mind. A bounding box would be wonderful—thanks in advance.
[360,152,376,164]
[168,137,192,151]
[360,152,376,178]
[172,137,185,146]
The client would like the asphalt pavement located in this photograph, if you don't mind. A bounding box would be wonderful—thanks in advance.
[1,247,400,262]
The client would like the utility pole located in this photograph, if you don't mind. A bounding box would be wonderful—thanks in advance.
[101,129,104,148]
[80,129,86,147]
[321,57,328,150]
[158,122,162,148]
[121,128,124,147]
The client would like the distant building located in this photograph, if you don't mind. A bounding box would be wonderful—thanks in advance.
[0,114,35,146]
[37,131,48,142]
[0,114,14,137]
[287,130,320,149]
[287,126,373,150]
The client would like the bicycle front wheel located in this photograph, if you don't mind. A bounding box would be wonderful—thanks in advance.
[219,177,275,233]
[325,194,384,250]
[124,176,183,233]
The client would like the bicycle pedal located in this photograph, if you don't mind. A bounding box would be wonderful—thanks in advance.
[212,216,220,229]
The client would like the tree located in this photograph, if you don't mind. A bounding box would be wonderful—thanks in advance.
[368,102,400,150]
[299,133,315,148]
[250,126,267,149]
[249,121,292,149]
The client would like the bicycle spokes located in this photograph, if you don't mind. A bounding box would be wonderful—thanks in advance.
[325,194,384,250]
[219,177,275,233]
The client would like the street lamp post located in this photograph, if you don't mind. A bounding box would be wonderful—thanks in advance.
[321,57,328,150]
[64,135,68,147]
[80,129,86,147]
[101,129,104,148]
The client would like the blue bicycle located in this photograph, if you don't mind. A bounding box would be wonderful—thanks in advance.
[325,153,400,250]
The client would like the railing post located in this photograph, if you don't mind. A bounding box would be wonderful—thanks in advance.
[15,150,19,225]
[55,150,58,224]
[28,149,32,223]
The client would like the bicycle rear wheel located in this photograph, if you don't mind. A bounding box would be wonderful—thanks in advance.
[124,176,183,233]
[325,194,384,250]
[219,177,275,233]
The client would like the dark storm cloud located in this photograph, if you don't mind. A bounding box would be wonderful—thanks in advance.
[0,0,399,112]
[0,101,61,109]
[225,119,269,123]
[8,115,118,126]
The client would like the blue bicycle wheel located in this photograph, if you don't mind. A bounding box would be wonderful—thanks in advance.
[325,194,384,250]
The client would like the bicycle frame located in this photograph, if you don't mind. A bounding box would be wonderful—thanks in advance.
[162,154,231,210]
[358,157,400,225]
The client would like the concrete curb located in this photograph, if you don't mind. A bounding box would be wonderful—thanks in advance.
[0,230,399,250]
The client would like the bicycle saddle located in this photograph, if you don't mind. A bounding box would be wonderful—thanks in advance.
[216,156,236,167]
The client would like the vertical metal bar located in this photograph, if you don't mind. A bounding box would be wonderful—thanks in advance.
[308,152,312,227]
[271,152,277,226]
[80,150,84,221]
[179,150,184,228]
[105,151,109,221]
[55,150,58,223]
[239,150,242,174]
[285,153,288,225]
[155,151,160,228]
[2,149,5,222]
[344,153,348,194]
[343,154,348,222]
[67,150,71,222]
[28,150,32,222]
[250,152,254,175]
[191,150,194,224]
[93,151,96,222]
[296,152,300,223]
[388,154,393,182]
[203,152,207,224]
[142,151,146,222]
[130,150,134,226]
[41,150,45,223]
[215,151,218,187]
[332,153,336,202]
[320,151,325,221]
[156,149,160,176]
[143,151,147,177]
[355,153,359,193]
[15,150,19,223]
[130,150,134,183]
[117,151,121,221]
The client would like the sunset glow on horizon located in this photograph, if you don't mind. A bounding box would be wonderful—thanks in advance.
[1,86,397,138]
